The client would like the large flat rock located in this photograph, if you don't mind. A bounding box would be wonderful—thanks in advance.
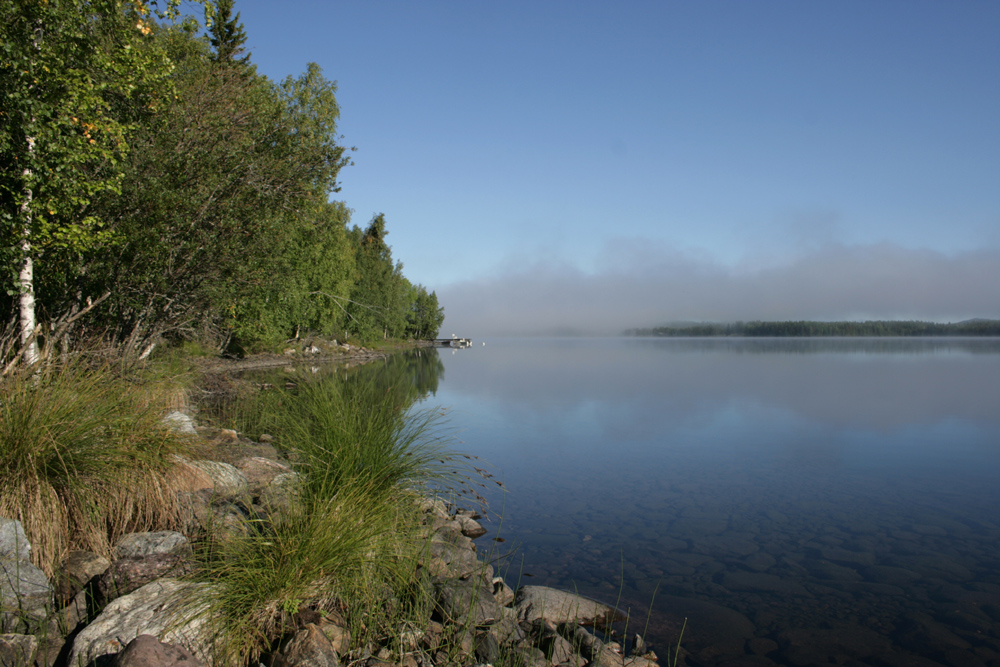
[513,586,624,627]
[69,578,213,666]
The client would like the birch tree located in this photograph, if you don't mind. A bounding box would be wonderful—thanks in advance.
[0,0,173,364]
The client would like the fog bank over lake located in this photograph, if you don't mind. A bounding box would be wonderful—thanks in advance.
[438,242,1000,337]
[436,338,1000,432]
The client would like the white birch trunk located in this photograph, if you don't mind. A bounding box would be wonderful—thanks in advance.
[19,136,39,366]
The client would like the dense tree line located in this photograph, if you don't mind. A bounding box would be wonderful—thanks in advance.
[1,0,444,363]
[625,320,1000,337]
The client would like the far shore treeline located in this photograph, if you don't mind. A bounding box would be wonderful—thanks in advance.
[624,319,1000,338]
[1,0,443,363]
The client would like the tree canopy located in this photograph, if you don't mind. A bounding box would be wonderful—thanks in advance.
[2,1,445,364]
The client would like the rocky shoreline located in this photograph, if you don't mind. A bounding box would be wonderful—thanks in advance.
[1,406,664,667]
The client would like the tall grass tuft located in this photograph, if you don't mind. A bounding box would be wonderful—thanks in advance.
[282,373,463,502]
[193,368,468,665]
[0,361,189,576]
[194,483,428,665]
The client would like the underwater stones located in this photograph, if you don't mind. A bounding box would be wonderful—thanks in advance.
[742,552,777,572]
[720,572,811,596]
[863,564,922,586]
[658,595,756,659]
[669,517,729,536]
[775,625,895,665]
[692,534,760,558]
[802,559,864,582]
[815,546,877,568]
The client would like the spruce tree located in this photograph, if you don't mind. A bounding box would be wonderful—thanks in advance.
[209,0,249,64]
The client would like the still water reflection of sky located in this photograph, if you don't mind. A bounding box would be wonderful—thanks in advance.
[416,338,1000,663]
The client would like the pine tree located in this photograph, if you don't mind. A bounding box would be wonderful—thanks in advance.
[209,0,249,64]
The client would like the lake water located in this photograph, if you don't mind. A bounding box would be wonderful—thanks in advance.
[414,338,1000,667]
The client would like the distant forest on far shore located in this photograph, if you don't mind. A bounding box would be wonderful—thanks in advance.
[624,320,1000,337]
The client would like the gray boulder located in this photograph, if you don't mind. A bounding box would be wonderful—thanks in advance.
[0,634,37,667]
[162,411,197,435]
[1,559,51,632]
[56,550,110,605]
[113,634,205,667]
[435,578,501,626]
[273,624,340,667]
[69,578,213,667]
[424,539,481,579]
[457,516,488,539]
[492,576,516,607]
[235,456,291,487]
[513,586,624,628]
[97,552,194,603]
[115,531,190,560]
[183,460,248,495]
[0,520,30,562]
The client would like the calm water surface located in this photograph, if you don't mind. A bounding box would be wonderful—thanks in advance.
[416,338,1000,667]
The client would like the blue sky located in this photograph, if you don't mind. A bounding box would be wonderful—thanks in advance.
[228,1,999,334]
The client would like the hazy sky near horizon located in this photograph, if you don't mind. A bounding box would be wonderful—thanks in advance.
[229,1,999,335]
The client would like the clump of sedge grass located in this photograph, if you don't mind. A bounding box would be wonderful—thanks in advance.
[194,482,428,665]
[191,368,470,665]
[0,361,189,576]
[283,373,464,501]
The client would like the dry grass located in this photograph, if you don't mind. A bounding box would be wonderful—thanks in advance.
[0,361,190,576]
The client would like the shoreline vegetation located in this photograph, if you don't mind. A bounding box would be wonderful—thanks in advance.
[2,0,445,368]
[623,319,1000,338]
[2,2,661,663]
[1,345,666,667]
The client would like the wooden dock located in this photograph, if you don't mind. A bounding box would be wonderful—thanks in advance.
[433,337,472,348]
